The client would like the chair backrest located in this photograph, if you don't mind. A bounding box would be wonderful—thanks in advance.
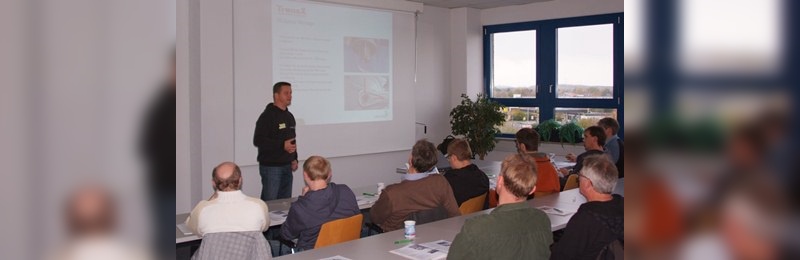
[192,231,272,260]
[563,174,579,191]
[406,206,449,225]
[314,214,363,249]
[459,193,487,215]
[533,191,557,198]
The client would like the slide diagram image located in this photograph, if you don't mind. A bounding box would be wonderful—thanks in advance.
[344,75,390,110]
[344,37,389,73]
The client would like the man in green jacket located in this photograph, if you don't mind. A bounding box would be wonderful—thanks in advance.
[448,154,553,259]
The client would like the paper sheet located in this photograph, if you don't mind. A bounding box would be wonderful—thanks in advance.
[270,210,289,222]
[318,256,353,260]
[537,206,575,216]
[389,240,451,260]
[176,223,193,235]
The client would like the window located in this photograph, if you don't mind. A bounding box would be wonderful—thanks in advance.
[492,30,537,98]
[484,13,623,137]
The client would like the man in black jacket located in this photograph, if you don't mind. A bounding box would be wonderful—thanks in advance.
[443,138,489,207]
[550,154,623,259]
[253,81,298,201]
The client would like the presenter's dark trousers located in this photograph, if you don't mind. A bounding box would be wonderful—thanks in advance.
[259,164,292,201]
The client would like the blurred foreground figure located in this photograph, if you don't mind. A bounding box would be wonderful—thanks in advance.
[139,51,176,258]
[53,186,149,260]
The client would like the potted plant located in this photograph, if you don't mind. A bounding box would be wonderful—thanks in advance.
[559,121,584,147]
[535,119,561,142]
[449,94,506,160]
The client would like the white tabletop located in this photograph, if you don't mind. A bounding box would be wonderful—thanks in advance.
[276,188,591,259]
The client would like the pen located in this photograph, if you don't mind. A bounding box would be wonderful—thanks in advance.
[553,208,563,213]
[363,192,375,196]
[394,239,413,244]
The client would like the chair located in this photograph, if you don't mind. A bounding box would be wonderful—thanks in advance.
[279,214,364,254]
[532,191,557,198]
[459,193,487,215]
[562,174,579,190]
[192,231,272,260]
[314,213,363,248]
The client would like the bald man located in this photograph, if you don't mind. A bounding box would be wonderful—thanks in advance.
[186,162,270,236]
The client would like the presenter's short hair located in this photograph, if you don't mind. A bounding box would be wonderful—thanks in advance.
[273,81,291,94]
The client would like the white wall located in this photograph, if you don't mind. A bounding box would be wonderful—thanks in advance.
[481,0,624,25]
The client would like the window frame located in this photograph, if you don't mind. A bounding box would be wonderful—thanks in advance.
[484,13,624,138]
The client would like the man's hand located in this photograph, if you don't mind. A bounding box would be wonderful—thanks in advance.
[291,160,298,172]
[565,153,577,162]
[284,138,297,154]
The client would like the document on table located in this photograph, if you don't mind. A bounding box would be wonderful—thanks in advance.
[270,210,289,222]
[318,256,352,260]
[176,223,193,235]
[389,240,451,260]
[554,161,576,169]
[356,195,379,206]
[537,206,575,216]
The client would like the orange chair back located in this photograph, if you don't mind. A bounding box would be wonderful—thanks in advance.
[314,214,363,249]
[459,193,487,215]
[563,174,579,191]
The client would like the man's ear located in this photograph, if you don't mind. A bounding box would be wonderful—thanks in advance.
[211,180,217,191]
[527,185,537,196]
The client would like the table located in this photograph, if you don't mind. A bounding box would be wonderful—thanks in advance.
[176,185,380,244]
[276,178,623,259]
[275,188,589,259]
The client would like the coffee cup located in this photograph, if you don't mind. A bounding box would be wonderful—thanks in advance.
[404,220,416,239]
[377,182,385,196]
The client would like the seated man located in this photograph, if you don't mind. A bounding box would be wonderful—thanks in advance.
[448,154,553,259]
[370,139,461,232]
[443,138,489,206]
[279,155,360,252]
[560,126,607,184]
[186,162,269,236]
[516,128,560,194]
[598,117,623,178]
[550,155,623,259]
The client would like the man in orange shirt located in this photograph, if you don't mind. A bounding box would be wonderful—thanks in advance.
[515,128,560,195]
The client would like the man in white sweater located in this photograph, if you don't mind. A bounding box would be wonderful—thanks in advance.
[186,162,270,236]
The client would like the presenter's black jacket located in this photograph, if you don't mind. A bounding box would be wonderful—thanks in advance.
[254,103,297,166]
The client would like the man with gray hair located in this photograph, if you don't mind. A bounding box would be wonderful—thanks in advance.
[550,154,623,259]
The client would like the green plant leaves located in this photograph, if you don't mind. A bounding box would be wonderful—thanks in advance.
[449,94,506,160]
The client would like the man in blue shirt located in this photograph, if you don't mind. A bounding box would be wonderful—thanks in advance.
[278,156,360,253]
[597,117,623,178]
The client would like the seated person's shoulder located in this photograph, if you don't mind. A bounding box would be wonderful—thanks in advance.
[460,214,494,234]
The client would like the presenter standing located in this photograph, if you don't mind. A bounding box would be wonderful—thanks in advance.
[254,81,298,201]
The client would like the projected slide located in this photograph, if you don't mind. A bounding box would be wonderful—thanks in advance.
[272,0,392,125]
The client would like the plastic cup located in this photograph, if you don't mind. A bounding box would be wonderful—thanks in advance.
[404,220,416,239]
[377,182,385,196]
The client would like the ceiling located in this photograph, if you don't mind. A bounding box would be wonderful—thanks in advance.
[410,0,553,9]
